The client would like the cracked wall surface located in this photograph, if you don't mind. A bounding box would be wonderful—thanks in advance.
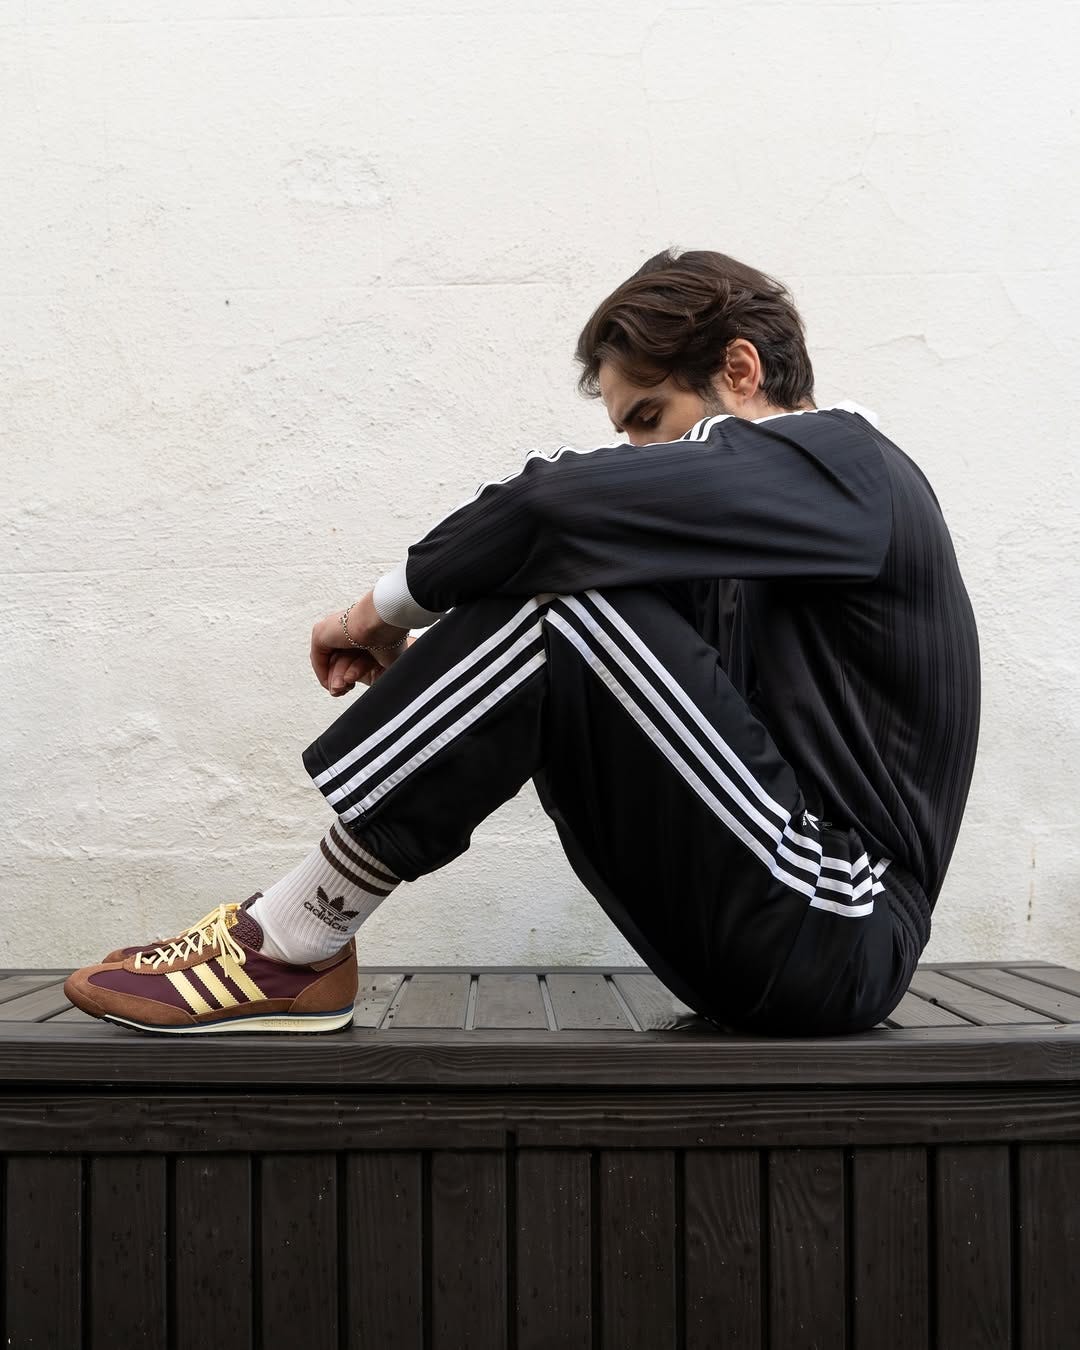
[2,0,1078,971]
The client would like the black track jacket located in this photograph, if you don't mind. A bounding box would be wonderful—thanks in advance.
[371,403,981,904]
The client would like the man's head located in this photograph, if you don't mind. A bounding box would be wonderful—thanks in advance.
[575,248,816,445]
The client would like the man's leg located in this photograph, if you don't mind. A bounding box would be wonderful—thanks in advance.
[288,585,916,1031]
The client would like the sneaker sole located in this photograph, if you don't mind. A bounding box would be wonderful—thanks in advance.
[100,1005,355,1035]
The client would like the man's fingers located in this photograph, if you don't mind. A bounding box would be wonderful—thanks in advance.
[327,650,381,695]
[311,637,332,690]
[326,650,350,695]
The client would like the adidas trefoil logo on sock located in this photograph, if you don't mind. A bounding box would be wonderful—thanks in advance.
[304,884,360,932]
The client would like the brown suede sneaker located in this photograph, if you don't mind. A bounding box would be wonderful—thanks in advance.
[66,896,357,1035]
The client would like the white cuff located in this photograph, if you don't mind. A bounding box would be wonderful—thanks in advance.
[372,561,445,630]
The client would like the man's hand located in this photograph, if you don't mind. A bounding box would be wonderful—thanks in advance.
[310,591,412,696]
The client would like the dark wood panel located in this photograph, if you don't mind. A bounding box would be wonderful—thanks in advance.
[908,971,1054,1025]
[3,1155,82,1347]
[546,974,630,1029]
[515,1150,591,1349]
[684,1150,761,1350]
[885,991,974,1027]
[1,962,1061,980]
[768,1148,845,1349]
[934,1145,1012,1350]
[1009,965,1080,998]
[259,1154,338,1350]
[88,1155,167,1350]
[9,1020,1080,1086]
[928,962,1055,971]
[1017,1143,1080,1350]
[174,1155,252,1350]
[353,973,404,1028]
[612,972,700,1031]
[345,1152,422,1350]
[942,969,1080,1022]
[851,1147,929,1349]
[47,1003,94,1022]
[0,982,71,1022]
[0,974,65,1005]
[430,1151,506,1350]
[4,1085,1080,1152]
[598,1149,677,1349]
[474,974,549,1029]
[388,974,471,1029]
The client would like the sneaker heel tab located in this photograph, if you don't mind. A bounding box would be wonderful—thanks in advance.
[309,943,354,971]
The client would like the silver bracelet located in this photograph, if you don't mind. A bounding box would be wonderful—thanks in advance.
[340,603,408,652]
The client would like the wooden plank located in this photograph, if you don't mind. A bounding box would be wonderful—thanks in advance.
[598,1149,677,1349]
[259,1154,338,1350]
[0,981,71,1021]
[3,1085,1080,1153]
[1017,1144,1080,1349]
[345,1153,423,1350]
[88,1155,167,1350]
[430,1151,506,1349]
[474,974,549,1030]
[360,965,655,975]
[352,972,405,1028]
[0,974,65,1005]
[908,971,1054,1025]
[768,1148,845,1348]
[545,974,630,1029]
[360,965,654,975]
[1007,964,1080,999]
[935,1145,1011,1349]
[7,1020,1080,1088]
[173,1155,252,1347]
[3,1156,82,1347]
[922,961,1055,971]
[885,991,974,1027]
[851,1147,929,1348]
[0,961,1064,979]
[941,968,1080,1022]
[515,1151,591,1349]
[612,972,701,1031]
[44,1002,94,1022]
[684,1150,760,1350]
[387,974,471,1029]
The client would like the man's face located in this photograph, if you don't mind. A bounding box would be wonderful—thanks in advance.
[599,361,731,446]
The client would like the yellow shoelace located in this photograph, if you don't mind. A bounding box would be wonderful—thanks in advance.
[134,902,246,981]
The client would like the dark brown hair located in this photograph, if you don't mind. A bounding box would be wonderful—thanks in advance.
[575,248,814,409]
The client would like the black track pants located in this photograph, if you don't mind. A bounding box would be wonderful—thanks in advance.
[301,586,931,1036]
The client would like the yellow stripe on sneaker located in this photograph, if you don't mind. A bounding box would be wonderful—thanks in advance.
[213,956,267,1003]
[192,961,239,1009]
[166,970,215,1015]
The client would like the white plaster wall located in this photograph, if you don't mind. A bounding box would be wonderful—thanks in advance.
[2,0,1077,971]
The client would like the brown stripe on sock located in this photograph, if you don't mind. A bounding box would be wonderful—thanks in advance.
[328,822,399,886]
[319,837,394,897]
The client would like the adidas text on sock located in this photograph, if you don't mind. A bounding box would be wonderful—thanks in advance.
[248,821,401,964]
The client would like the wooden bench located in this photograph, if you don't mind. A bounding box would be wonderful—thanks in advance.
[3,960,1079,1348]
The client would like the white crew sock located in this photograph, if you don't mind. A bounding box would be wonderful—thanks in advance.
[248,819,401,965]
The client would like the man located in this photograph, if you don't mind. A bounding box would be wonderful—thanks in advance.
[65,249,980,1037]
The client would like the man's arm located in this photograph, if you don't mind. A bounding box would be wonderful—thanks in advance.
[372,410,892,628]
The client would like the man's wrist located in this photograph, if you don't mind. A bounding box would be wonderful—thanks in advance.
[372,561,445,629]
[345,591,410,648]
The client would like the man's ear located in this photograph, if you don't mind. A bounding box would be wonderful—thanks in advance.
[715,338,764,404]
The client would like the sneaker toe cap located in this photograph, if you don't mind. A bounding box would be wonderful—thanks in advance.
[64,963,194,1027]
